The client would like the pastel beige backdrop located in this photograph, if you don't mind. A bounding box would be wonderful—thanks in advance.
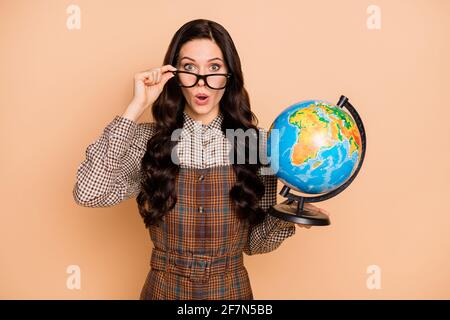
[1,0,449,299]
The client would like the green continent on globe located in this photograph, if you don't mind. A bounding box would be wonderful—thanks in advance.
[288,102,361,168]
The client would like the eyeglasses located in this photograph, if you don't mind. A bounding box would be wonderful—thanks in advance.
[171,70,232,90]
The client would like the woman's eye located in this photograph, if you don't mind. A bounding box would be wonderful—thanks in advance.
[211,64,220,71]
[183,63,195,71]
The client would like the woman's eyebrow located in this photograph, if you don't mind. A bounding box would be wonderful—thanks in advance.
[180,56,223,62]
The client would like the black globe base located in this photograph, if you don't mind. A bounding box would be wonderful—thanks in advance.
[269,200,331,226]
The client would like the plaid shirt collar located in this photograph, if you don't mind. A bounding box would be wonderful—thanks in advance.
[182,110,224,137]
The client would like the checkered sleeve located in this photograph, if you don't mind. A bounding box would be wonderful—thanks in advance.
[243,127,296,256]
[72,115,155,207]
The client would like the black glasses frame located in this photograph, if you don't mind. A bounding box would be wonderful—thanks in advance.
[171,70,232,90]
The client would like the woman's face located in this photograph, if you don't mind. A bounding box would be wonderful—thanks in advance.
[176,39,228,119]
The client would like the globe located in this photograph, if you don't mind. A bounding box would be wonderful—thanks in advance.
[267,99,362,195]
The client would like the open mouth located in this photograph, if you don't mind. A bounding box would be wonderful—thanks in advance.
[194,93,210,105]
[195,93,209,100]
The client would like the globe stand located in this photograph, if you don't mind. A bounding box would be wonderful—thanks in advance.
[269,95,367,226]
[269,188,331,225]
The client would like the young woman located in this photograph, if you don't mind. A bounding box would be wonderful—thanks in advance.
[73,18,330,300]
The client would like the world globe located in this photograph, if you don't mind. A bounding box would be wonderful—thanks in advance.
[267,99,363,195]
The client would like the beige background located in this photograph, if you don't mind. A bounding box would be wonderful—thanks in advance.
[1,0,449,299]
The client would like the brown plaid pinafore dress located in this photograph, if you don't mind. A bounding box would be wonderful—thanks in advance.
[73,112,296,299]
[139,164,253,300]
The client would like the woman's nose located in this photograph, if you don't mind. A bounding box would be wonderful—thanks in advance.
[198,78,205,86]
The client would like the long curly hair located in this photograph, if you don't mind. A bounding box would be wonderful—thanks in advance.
[136,19,267,229]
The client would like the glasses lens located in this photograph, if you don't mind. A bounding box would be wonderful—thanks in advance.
[206,74,228,89]
[178,72,198,87]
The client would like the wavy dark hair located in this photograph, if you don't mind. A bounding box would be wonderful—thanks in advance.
[136,19,267,229]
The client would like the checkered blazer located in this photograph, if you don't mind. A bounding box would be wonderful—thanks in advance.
[73,110,296,256]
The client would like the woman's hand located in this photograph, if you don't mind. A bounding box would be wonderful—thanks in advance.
[132,64,178,108]
[296,203,331,229]
[124,65,177,121]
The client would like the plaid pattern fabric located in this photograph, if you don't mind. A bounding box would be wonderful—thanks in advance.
[73,110,296,299]
[141,165,253,299]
